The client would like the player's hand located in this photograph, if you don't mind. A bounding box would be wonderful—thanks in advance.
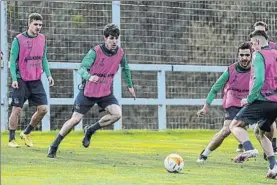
[48,76,54,87]
[11,81,18,88]
[128,87,136,99]
[88,75,99,83]
[197,109,207,117]
[241,98,248,106]
[197,104,208,117]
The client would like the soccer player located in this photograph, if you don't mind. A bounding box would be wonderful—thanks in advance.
[229,30,277,179]
[235,21,277,153]
[196,42,252,163]
[8,13,54,148]
[253,21,277,155]
[47,23,136,158]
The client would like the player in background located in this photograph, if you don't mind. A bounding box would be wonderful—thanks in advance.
[8,13,54,148]
[47,23,136,158]
[196,42,252,163]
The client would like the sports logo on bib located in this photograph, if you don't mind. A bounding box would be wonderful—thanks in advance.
[99,58,105,67]
[26,40,32,50]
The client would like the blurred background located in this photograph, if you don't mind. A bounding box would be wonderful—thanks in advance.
[1,1,277,131]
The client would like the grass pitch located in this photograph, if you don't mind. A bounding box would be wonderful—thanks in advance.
[1,130,276,185]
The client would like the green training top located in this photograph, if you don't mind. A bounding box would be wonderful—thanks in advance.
[205,63,250,105]
[247,47,268,104]
[78,44,133,87]
[9,31,51,82]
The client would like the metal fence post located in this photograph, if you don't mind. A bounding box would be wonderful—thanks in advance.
[73,70,83,131]
[41,75,50,131]
[112,1,122,130]
[157,70,166,130]
[1,1,9,131]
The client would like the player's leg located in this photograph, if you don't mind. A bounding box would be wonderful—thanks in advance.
[266,118,277,178]
[8,79,27,148]
[98,104,122,127]
[271,121,277,154]
[47,112,84,158]
[196,107,242,163]
[230,101,277,178]
[8,107,22,148]
[20,105,47,147]
[262,124,275,160]
[23,105,48,134]
[20,80,48,147]
[255,121,277,178]
[256,107,277,179]
[196,120,231,163]
[236,125,248,153]
[82,94,121,148]
[229,103,262,163]
[47,90,93,158]
[255,123,274,157]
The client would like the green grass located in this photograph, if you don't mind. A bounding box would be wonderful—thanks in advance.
[1,130,276,185]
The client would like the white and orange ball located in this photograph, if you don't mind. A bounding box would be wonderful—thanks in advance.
[164,154,184,173]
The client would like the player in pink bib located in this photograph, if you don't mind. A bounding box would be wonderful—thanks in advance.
[253,21,277,154]
[230,30,277,179]
[196,42,252,163]
[48,24,136,158]
[8,13,54,148]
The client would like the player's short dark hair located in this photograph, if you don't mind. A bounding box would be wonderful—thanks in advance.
[249,30,268,40]
[28,13,43,23]
[237,42,252,52]
[253,21,268,31]
[103,23,120,38]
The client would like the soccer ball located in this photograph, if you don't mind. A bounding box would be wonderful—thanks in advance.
[164,153,184,173]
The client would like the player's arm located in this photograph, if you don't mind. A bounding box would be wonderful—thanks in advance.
[42,42,54,86]
[9,38,19,82]
[121,55,136,98]
[197,70,229,116]
[205,70,229,105]
[121,55,133,87]
[42,43,52,77]
[77,49,96,81]
[247,52,265,104]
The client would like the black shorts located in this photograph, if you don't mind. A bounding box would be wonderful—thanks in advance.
[224,106,242,120]
[73,90,119,114]
[11,78,48,108]
[234,100,277,132]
